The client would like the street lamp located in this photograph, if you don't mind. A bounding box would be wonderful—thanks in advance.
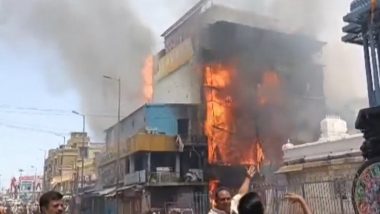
[72,110,86,194]
[103,75,121,122]
[38,133,66,193]
[103,75,121,209]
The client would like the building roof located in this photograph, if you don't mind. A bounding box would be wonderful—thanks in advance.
[161,0,284,38]
[161,0,209,37]
[283,134,363,164]
[276,155,363,174]
[104,103,198,132]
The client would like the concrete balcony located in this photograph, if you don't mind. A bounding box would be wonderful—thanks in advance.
[99,134,183,166]
[121,134,178,156]
[148,172,180,185]
[124,170,147,186]
[124,170,180,186]
[283,134,363,163]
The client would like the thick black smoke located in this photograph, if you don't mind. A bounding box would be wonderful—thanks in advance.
[214,0,367,126]
[203,21,325,165]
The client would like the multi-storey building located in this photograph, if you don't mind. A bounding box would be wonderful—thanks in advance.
[43,132,103,197]
[91,1,326,213]
[18,175,42,203]
[275,117,363,213]
[96,104,207,214]
[155,0,325,183]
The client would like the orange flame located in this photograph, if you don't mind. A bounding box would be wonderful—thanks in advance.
[142,55,154,102]
[371,0,377,23]
[257,71,282,106]
[209,180,220,207]
[204,63,265,166]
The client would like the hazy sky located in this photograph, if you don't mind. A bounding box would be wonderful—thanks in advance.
[0,40,83,189]
[0,0,196,190]
[0,0,367,190]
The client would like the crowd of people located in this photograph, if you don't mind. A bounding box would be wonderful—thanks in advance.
[208,166,312,214]
[1,166,310,214]
[0,191,64,214]
[0,201,40,214]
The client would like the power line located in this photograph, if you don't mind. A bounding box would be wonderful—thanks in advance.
[0,118,73,131]
[0,122,68,136]
[0,110,70,116]
[0,105,71,113]
[0,105,121,117]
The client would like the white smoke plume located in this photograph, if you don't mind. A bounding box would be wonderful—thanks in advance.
[0,0,368,137]
[270,0,367,110]
[1,0,154,137]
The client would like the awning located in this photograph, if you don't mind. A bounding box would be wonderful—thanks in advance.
[117,185,134,192]
[51,175,73,185]
[97,187,116,196]
[105,191,117,198]
[275,164,303,174]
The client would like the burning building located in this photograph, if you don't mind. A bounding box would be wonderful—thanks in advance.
[90,1,326,213]
[154,0,325,188]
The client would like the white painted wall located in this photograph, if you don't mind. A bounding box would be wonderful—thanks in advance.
[320,116,348,140]
[283,134,363,163]
[153,62,201,104]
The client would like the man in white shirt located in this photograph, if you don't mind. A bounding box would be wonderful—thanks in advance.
[208,166,256,214]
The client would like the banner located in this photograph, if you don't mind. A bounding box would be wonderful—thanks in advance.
[156,39,194,81]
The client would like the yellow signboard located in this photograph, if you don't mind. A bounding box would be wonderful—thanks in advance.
[156,39,194,81]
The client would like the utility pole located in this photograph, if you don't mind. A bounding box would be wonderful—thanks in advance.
[53,134,66,193]
[103,75,121,213]
[72,111,86,193]
[61,136,65,192]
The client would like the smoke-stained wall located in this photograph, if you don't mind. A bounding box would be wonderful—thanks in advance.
[200,21,325,165]
[216,0,368,123]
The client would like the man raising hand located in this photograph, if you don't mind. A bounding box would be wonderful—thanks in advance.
[208,165,256,214]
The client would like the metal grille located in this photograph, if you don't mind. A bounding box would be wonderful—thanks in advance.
[194,192,210,214]
[192,178,355,214]
[253,178,355,214]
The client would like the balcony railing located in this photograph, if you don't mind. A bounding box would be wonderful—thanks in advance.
[124,170,147,185]
[148,172,180,184]
[123,169,204,186]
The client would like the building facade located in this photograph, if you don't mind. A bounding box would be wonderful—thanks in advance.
[92,1,327,213]
[274,117,363,214]
[96,104,207,214]
[17,175,42,203]
[43,132,103,197]
[154,0,325,186]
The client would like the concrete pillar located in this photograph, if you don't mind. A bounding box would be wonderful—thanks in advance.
[129,155,135,173]
[147,153,151,174]
[175,153,180,176]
